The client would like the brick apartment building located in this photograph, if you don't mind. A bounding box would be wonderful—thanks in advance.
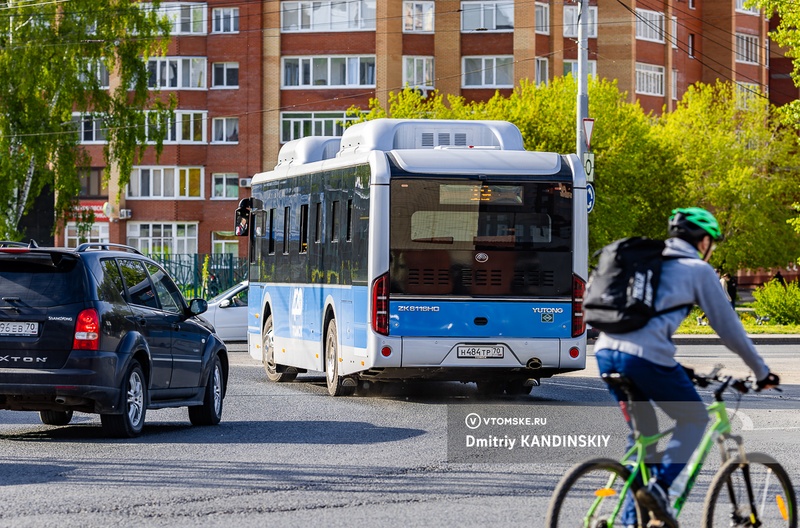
[58,0,790,264]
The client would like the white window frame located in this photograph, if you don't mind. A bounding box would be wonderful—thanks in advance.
[563,5,598,38]
[212,7,239,33]
[461,1,514,32]
[73,113,108,144]
[80,59,110,89]
[635,63,665,96]
[280,1,376,32]
[535,2,550,35]
[672,69,678,100]
[462,56,514,88]
[282,55,376,88]
[145,2,207,35]
[212,173,240,199]
[636,9,665,43]
[671,16,678,49]
[535,57,548,86]
[735,33,760,64]
[688,34,695,58]
[127,167,204,199]
[145,111,207,144]
[280,111,357,143]
[147,57,207,90]
[563,60,597,79]
[212,117,239,144]
[735,0,760,16]
[65,222,109,248]
[403,1,434,33]
[403,56,435,90]
[212,62,239,88]
[212,232,239,255]
[127,222,198,255]
[735,82,760,110]
[688,0,695,8]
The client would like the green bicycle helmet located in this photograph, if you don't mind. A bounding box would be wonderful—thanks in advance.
[668,207,724,244]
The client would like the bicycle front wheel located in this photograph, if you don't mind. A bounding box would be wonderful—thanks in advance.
[703,452,797,528]
[546,458,643,528]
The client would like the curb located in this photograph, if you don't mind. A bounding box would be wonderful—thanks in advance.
[672,334,800,346]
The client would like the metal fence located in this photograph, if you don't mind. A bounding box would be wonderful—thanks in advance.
[151,253,248,300]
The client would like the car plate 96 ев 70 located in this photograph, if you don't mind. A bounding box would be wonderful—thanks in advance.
[456,345,504,359]
[0,321,39,336]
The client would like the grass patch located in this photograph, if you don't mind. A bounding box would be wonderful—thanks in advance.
[676,307,800,334]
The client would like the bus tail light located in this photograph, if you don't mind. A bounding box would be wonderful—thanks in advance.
[74,309,100,350]
[372,273,389,336]
[572,274,586,338]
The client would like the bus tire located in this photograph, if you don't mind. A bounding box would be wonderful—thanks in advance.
[262,314,297,383]
[325,319,355,397]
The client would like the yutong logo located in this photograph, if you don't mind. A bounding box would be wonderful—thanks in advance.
[397,305,440,312]
[532,307,564,314]
[0,355,47,363]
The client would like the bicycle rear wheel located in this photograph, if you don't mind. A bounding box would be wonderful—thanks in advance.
[546,458,643,528]
[703,452,797,528]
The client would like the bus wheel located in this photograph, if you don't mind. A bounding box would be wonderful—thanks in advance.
[325,319,356,397]
[262,315,297,383]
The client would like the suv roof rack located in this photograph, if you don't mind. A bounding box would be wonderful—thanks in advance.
[0,240,38,248]
[76,243,143,255]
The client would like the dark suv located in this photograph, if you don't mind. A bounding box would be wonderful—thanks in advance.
[0,242,228,437]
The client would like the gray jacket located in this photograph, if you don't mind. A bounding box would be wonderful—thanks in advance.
[594,237,769,380]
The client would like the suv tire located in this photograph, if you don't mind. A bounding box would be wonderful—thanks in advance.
[39,410,74,426]
[189,355,224,426]
[101,360,147,438]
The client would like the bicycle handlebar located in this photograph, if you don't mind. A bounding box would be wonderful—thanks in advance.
[688,364,782,401]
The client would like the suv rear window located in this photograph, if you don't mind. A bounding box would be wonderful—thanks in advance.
[0,253,85,307]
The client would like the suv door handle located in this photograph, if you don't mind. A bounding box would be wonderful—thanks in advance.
[171,323,180,331]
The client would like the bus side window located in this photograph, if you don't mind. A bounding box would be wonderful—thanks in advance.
[268,208,275,255]
[346,199,353,242]
[283,206,290,255]
[299,204,309,253]
[331,200,340,243]
[314,202,322,244]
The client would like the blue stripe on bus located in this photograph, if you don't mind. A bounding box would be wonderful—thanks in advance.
[389,300,572,338]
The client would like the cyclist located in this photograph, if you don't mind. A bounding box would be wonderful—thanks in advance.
[594,207,780,528]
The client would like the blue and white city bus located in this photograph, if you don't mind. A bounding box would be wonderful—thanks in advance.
[234,118,588,396]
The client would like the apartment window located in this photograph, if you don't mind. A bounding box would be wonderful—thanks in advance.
[688,0,695,8]
[65,223,109,248]
[144,111,206,143]
[461,2,514,32]
[671,17,678,48]
[463,56,513,88]
[281,111,356,142]
[212,173,239,199]
[403,56,434,90]
[535,3,550,35]
[212,232,238,255]
[282,56,376,87]
[563,6,598,38]
[535,58,548,86]
[212,7,239,32]
[145,2,206,35]
[688,34,695,58]
[79,168,105,197]
[636,9,665,43]
[735,82,760,110]
[79,59,110,89]
[147,58,207,89]
[735,0,760,15]
[72,114,107,143]
[736,33,760,64]
[281,1,376,32]
[127,167,203,198]
[403,1,434,32]
[127,223,198,255]
[635,63,665,96]
[672,69,678,100]
[212,63,239,88]
[213,118,239,143]
[564,60,597,78]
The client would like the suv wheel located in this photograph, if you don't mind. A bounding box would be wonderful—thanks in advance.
[189,355,224,426]
[39,410,74,426]
[101,360,147,438]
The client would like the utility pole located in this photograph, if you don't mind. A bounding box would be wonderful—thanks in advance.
[576,0,589,159]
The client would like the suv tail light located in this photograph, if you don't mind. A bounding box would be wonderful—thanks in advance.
[74,309,100,350]
[572,274,586,338]
[371,273,389,336]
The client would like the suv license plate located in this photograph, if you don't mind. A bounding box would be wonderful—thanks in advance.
[0,321,38,336]
[457,345,504,359]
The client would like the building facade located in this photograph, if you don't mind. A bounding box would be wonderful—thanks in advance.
[60,0,782,260]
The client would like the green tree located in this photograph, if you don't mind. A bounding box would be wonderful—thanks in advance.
[0,0,172,239]
[653,81,800,272]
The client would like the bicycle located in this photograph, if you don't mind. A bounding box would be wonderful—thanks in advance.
[545,366,796,527]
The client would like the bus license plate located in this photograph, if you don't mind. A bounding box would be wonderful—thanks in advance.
[0,321,38,336]
[457,345,504,359]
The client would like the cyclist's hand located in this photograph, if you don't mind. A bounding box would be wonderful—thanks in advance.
[755,372,780,391]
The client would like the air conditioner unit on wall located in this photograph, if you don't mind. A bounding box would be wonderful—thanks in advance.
[119,209,132,220]
[239,178,252,188]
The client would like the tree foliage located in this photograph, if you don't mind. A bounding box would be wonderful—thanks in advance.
[0,0,172,239]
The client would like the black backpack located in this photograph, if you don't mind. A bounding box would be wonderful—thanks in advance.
[584,237,689,333]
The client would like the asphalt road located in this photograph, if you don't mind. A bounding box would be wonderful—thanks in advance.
[0,344,797,528]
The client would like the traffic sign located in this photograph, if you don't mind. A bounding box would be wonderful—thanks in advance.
[582,152,595,182]
[587,183,595,214]
[583,118,595,150]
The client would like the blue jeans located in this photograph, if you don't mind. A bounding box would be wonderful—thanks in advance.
[596,349,708,524]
